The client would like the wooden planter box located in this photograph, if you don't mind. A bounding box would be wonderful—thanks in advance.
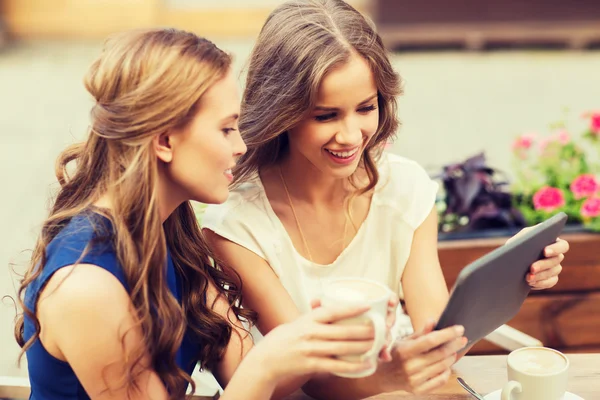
[438,231,600,354]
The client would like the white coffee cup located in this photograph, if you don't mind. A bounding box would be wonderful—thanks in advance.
[320,277,390,378]
[501,346,569,400]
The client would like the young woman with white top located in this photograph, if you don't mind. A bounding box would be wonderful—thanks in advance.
[202,1,569,398]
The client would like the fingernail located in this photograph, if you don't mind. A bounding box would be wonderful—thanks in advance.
[546,248,554,256]
[462,337,469,345]
[527,273,535,281]
[455,326,465,335]
[530,265,537,273]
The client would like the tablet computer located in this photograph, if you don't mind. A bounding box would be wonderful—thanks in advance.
[434,212,568,348]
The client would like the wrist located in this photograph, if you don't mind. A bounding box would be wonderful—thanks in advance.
[243,347,280,387]
[223,351,278,400]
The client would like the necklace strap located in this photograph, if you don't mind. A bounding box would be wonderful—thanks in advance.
[278,166,348,265]
[278,166,315,263]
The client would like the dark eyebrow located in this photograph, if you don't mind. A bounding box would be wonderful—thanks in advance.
[314,93,378,112]
[221,113,239,123]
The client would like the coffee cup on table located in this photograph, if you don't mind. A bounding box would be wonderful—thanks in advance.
[501,346,569,400]
[320,277,391,378]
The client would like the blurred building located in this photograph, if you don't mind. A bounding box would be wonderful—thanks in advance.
[2,0,600,50]
[374,0,600,51]
[0,0,371,40]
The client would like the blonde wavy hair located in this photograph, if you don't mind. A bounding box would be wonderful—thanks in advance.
[235,0,403,196]
[15,28,254,399]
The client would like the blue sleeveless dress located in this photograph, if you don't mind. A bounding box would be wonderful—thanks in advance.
[23,212,201,399]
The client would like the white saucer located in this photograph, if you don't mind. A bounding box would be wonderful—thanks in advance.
[484,389,584,399]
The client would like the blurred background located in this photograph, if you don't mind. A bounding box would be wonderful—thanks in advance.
[1,0,600,380]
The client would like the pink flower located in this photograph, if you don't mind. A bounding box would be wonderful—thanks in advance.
[570,174,599,199]
[512,133,536,159]
[533,186,565,212]
[581,197,600,218]
[512,133,536,151]
[583,111,600,135]
[591,113,600,134]
[556,130,570,145]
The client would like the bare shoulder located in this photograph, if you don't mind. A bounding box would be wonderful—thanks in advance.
[37,264,133,356]
[38,263,130,315]
[34,265,170,398]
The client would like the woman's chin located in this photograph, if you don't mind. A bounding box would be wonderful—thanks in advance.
[193,190,229,206]
[325,160,361,179]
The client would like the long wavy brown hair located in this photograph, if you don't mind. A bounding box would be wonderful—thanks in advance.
[235,0,403,196]
[14,28,254,399]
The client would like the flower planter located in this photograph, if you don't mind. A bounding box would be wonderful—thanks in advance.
[438,230,600,354]
[438,224,594,242]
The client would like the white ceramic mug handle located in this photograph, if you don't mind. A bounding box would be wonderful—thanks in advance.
[362,310,387,359]
[501,380,522,400]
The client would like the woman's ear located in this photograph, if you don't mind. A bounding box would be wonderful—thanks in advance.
[154,132,173,163]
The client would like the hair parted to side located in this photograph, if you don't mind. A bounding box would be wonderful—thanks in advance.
[235,0,403,194]
[14,28,254,399]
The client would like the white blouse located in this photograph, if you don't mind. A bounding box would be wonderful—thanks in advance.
[202,153,439,338]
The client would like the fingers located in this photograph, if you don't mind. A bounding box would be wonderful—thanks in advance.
[389,327,464,394]
[388,294,400,309]
[386,294,399,328]
[309,358,373,376]
[412,368,452,394]
[529,262,562,283]
[528,253,563,290]
[402,325,465,357]
[404,336,466,373]
[408,352,457,389]
[526,237,567,290]
[405,319,437,341]
[378,345,393,362]
[312,323,375,341]
[530,275,559,290]
[530,253,564,274]
[420,319,437,335]
[379,328,395,363]
[544,238,570,257]
[311,304,370,324]
[309,339,374,357]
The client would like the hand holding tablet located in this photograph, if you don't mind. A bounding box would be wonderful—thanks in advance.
[434,212,568,348]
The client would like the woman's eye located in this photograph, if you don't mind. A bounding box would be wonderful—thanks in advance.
[222,128,237,135]
[358,105,377,113]
[315,113,336,122]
